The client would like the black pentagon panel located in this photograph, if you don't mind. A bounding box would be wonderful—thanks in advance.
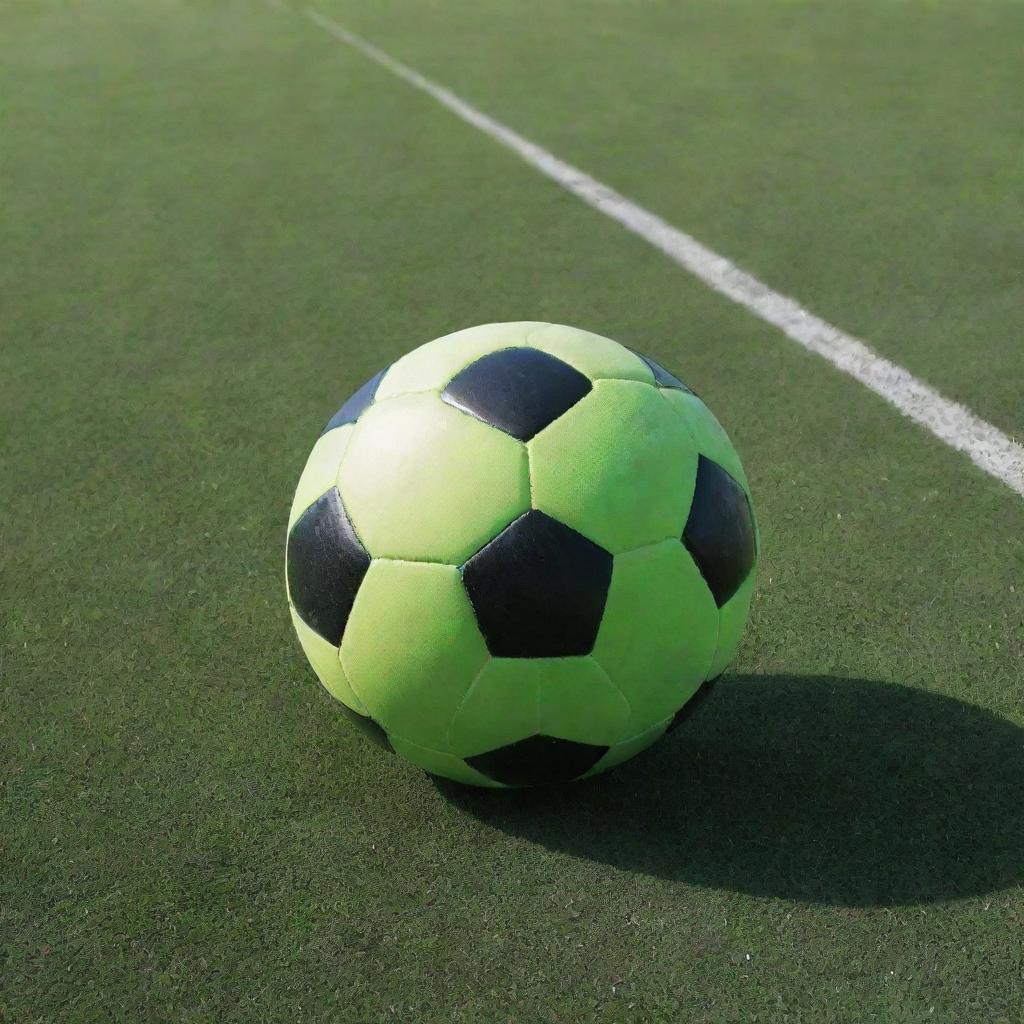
[337,703,393,752]
[286,487,371,645]
[441,347,591,441]
[321,367,387,435]
[665,675,721,734]
[466,735,608,786]
[635,351,694,394]
[461,510,612,657]
[683,455,756,607]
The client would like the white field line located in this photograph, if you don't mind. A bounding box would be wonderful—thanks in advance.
[304,7,1024,498]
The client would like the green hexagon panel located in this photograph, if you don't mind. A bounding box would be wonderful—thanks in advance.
[663,389,759,613]
[375,322,546,401]
[708,572,755,678]
[529,379,697,554]
[288,606,367,714]
[340,560,489,748]
[287,424,352,532]
[447,656,630,757]
[593,539,719,736]
[338,392,530,563]
[524,323,655,384]
[661,389,751,494]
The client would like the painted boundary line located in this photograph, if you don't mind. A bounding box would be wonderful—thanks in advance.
[302,7,1024,499]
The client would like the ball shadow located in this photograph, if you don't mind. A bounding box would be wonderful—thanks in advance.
[434,675,1024,906]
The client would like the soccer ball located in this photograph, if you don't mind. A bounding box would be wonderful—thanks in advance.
[286,322,757,787]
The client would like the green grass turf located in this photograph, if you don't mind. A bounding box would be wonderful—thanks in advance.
[327,0,1024,441]
[2,1,1022,1021]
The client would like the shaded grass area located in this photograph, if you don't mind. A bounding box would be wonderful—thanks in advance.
[2,2,1023,1021]
[443,674,1024,907]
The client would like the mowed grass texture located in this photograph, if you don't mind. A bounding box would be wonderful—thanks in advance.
[2,2,1023,1022]
[325,0,1024,440]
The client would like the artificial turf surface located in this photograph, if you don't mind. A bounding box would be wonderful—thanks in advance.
[3,1,1023,1021]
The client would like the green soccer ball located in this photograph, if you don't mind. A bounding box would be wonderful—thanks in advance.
[286,322,757,787]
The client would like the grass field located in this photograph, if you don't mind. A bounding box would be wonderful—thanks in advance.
[3,1,1023,1021]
